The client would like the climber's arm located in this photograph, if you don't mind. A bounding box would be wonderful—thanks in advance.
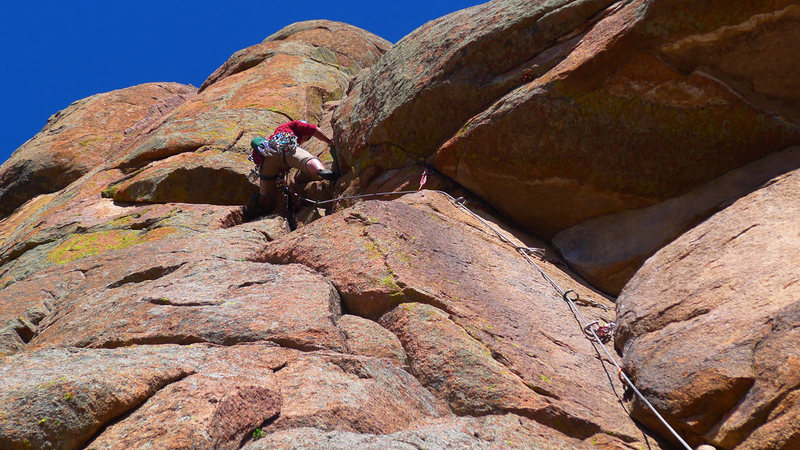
[313,128,332,145]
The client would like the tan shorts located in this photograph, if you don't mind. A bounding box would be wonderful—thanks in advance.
[259,146,317,196]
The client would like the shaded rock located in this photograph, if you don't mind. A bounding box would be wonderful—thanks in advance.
[107,149,255,205]
[264,352,449,434]
[0,345,204,450]
[337,314,407,366]
[432,44,800,238]
[335,0,800,239]
[244,414,601,449]
[333,0,619,171]
[28,257,345,352]
[202,20,392,91]
[258,191,646,443]
[0,83,195,219]
[651,3,800,124]
[87,345,285,450]
[615,168,800,448]
[553,145,800,295]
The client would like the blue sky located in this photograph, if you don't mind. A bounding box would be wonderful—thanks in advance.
[0,0,482,164]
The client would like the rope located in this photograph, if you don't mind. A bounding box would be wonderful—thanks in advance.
[284,171,692,449]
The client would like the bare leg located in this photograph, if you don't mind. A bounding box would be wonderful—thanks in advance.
[305,158,338,181]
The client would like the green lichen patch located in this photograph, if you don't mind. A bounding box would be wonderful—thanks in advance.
[47,227,177,265]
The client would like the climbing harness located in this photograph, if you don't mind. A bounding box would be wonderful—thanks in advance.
[278,165,692,450]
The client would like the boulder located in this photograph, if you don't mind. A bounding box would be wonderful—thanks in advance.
[615,167,800,448]
[337,314,407,366]
[262,353,449,435]
[258,191,652,445]
[0,83,195,219]
[106,149,256,205]
[0,345,204,449]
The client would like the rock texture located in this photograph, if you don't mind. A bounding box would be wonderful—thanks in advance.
[333,0,800,286]
[553,145,800,295]
[0,83,195,219]
[615,167,800,449]
[2,2,800,449]
[258,191,643,444]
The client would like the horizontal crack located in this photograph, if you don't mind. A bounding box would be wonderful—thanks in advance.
[142,297,222,307]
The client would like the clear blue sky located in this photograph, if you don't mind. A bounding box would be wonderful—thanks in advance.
[1,0,482,164]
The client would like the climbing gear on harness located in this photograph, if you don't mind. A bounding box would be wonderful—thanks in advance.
[248,133,299,181]
[268,132,298,155]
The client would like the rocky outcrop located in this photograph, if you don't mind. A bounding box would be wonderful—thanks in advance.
[258,191,645,445]
[0,83,195,219]
[3,2,800,448]
[615,167,800,449]
[0,19,380,288]
[333,0,800,289]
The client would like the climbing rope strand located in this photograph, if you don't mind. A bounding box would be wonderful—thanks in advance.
[303,190,422,206]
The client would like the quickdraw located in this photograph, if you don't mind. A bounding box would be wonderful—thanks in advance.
[583,320,616,344]
[562,289,609,312]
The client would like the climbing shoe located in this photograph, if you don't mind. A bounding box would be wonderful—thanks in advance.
[317,169,339,181]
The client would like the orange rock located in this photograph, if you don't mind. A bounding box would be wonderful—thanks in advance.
[264,353,449,434]
[616,167,800,448]
[0,345,204,449]
[87,345,285,450]
[0,83,195,219]
[258,191,647,443]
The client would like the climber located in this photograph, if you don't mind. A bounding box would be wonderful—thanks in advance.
[246,120,338,217]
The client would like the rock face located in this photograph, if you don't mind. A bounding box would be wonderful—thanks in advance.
[258,191,642,444]
[552,145,800,294]
[615,167,800,449]
[0,83,195,219]
[333,0,800,287]
[2,3,800,449]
